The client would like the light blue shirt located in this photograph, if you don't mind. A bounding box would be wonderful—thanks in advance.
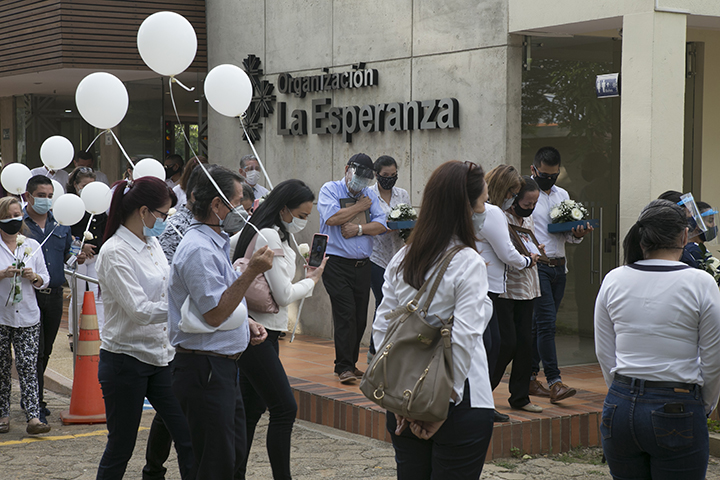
[317,179,387,259]
[168,222,249,355]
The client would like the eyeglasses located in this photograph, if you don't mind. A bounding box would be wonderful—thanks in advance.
[350,163,374,179]
[153,208,170,221]
[244,166,261,172]
[532,166,559,180]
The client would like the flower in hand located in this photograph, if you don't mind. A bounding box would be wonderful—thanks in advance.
[16,235,26,246]
[298,243,310,260]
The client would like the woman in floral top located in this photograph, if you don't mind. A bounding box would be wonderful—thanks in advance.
[368,155,410,359]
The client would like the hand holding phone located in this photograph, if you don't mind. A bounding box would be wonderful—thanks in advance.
[308,234,328,268]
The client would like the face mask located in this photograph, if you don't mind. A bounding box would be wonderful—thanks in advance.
[0,217,23,235]
[245,170,262,186]
[472,210,487,232]
[31,196,52,215]
[532,170,558,191]
[512,203,535,218]
[376,174,398,190]
[501,197,515,211]
[165,165,178,177]
[701,226,718,243]
[281,211,308,234]
[142,212,167,237]
[222,206,248,234]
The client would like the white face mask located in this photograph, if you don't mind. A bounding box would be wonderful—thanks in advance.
[245,170,262,186]
[281,212,307,234]
[501,197,515,211]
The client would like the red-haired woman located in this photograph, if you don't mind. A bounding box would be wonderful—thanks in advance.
[95,177,194,479]
[373,160,495,479]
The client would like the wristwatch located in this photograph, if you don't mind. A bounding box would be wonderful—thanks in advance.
[357,224,363,236]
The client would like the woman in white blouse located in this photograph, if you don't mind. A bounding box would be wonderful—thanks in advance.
[479,165,538,422]
[595,199,720,479]
[368,155,410,360]
[231,179,326,480]
[373,160,494,479]
[95,177,195,479]
[0,197,51,435]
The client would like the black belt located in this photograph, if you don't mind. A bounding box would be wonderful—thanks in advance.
[175,346,243,361]
[328,255,369,268]
[36,287,63,295]
[546,257,566,267]
[614,373,696,391]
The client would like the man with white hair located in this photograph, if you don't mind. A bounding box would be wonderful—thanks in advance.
[239,155,269,199]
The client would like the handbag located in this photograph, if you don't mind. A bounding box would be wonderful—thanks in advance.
[360,245,464,422]
[232,233,281,314]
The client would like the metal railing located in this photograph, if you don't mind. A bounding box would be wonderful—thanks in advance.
[64,267,99,369]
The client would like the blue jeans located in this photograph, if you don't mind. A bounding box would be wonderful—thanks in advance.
[601,379,709,480]
[531,263,566,383]
[369,262,386,355]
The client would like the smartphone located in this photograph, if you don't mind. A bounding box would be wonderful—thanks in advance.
[663,403,684,414]
[308,234,328,267]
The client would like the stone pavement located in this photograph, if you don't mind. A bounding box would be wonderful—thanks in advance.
[3,384,720,479]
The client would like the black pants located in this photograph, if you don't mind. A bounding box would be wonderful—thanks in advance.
[35,288,63,407]
[322,257,372,374]
[236,330,297,480]
[491,298,534,408]
[143,413,173,480]
[96,350,195,480]
[368,261,386,355]
[386,381,494,480]
[483,292,501,388]
[172,352,245,480]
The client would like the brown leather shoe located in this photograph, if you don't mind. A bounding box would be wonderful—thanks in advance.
[353,368,365,379]
[338,370,357,384]
[550,382,577,404]
[529,379,551,397]
[26,421,51,435]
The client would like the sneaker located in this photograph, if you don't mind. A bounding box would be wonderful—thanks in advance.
[550,382,577,404]
[338,370,357,384]
[516,403,543,413]
[529,379,551,397]
[493,409,510,422]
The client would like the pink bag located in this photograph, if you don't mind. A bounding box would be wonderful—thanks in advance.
[232,234,282,314]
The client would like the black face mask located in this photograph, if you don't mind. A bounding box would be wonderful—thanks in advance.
[165,165,178,177]
[533,175,557,191]
[513,203,534,218]
[0,218,23,235]
[701,226,718,243]
[376,174,398,190]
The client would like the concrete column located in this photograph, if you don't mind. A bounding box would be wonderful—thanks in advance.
[619,11,687,237]
[0,97,16,165]
[99,127,122,184]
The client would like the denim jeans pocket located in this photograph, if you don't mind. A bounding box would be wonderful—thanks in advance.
[601,402,616,440]
[651,410,694,451]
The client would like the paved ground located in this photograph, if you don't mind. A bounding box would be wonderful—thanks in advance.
[3,384,720,479]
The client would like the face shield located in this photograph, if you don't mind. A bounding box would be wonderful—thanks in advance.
[347,163,375,193]
[678,193,707,242]
[700,209,718,244]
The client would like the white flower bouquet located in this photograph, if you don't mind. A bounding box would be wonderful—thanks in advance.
[547,200,597,233]
[5,235,31,306]
[387,203,418,241]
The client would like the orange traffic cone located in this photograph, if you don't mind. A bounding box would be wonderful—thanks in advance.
[60,291,106,425]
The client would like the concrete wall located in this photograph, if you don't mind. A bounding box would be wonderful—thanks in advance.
[206,0,520,340]
[0,97,15,165]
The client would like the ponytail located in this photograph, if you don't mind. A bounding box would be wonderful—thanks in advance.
[622,222,645,264]
[622,199,687,264]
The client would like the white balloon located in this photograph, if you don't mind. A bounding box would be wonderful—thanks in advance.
[204,64,253,118]
[133,158,166,181]
[137,12,197,76]
[52,194,85,226]
[40,136,74,170]
[75,72,129,129]
[51,180,65,207]
[80,181,112,214]
[1,163,31,195]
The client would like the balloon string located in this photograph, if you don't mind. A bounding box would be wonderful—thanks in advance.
[168,78,268,243]
[169,222,184,239]
[171,76,195,92]
[85,130,105,152]
[78,213,95,252]
[239,117,274,190]
[28,224,59,258]
[107,129,135,168]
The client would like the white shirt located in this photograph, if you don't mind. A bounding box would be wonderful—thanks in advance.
[373,242,495,409]
[531,184,582,261]
[166,178,177,189]
[30,166,69,189]
[0,238,49,328]
[253,184,270,199]
[245,227,315,332]
[594,259,720,414]
[96,225,174,367]
[369,183,410,269]
[476,203,531,294]
[172,185,187,209]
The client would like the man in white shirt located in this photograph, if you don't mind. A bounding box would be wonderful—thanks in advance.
[529,147,592,403]
[74,151,109,185]
[239,154,270,199]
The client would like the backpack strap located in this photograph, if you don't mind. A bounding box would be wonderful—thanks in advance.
[243,233,259,260]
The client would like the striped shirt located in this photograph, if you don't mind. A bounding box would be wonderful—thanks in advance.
[500,213,541,301]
